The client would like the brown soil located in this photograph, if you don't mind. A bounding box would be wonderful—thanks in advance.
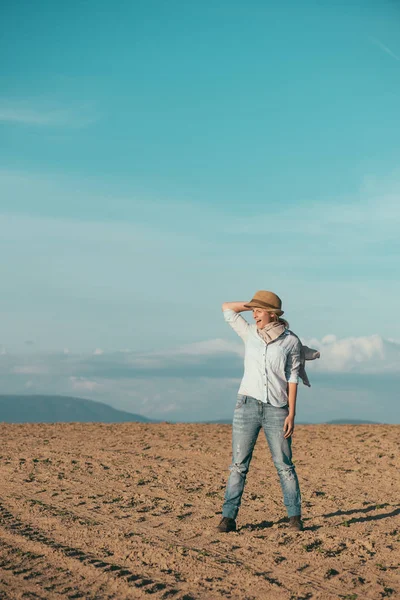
[0,423,399,599]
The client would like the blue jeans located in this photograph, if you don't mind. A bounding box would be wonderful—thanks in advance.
[222,395,301,519]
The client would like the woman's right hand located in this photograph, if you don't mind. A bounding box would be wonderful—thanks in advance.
[221,301,251,313]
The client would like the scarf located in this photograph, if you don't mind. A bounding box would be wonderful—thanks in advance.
[257,321,286,344]
[299,345,320,387]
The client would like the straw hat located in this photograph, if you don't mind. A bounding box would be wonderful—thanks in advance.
[244,290,284,315]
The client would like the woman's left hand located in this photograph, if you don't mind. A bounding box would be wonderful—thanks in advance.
[283,415,295,438]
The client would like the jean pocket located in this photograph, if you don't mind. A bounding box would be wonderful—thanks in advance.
[235,395,247,409]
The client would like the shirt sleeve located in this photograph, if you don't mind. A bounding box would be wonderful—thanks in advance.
[285,337,302,383]
[223,309,250,342]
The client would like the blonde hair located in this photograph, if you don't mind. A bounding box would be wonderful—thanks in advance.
[270,312,290,329]
[279,317,290,329]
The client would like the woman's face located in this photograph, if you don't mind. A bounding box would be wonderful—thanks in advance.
[252,308,275,329]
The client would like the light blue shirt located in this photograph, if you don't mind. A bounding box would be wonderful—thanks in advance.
[223,309,302,407]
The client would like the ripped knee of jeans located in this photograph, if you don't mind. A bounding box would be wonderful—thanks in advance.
[229,462,248,477]
[277,465,296,480]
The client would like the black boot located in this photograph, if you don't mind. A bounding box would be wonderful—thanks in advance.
[217,517,237,532]
[288,515,303,531]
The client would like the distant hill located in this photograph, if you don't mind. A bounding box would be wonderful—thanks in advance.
[0,397,383,425]
[0,395,154,424]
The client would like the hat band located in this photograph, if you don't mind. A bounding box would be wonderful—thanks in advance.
[247,299,281,310]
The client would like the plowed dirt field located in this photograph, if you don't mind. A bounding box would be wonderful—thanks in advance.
[0,423,399,599]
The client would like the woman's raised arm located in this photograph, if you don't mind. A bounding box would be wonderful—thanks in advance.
[221,301,251,313]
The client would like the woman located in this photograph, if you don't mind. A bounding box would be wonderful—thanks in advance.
[218,290,303,533]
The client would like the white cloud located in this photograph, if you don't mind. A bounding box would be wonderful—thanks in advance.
[0,105,98,127]
[226,185,400,254]
[3,333,400,386]
[148,335,400,375]
[13,365,48,375]
[369,37,400,62]
[321,334,337,344]
[0,107,66,125]
[303,334,400,374]
[170,338,243,356]
[69,376,103,392]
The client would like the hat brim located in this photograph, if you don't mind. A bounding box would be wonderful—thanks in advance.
[244,300,284,316]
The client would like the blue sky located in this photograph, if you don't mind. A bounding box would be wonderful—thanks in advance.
[1,0,399,421]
